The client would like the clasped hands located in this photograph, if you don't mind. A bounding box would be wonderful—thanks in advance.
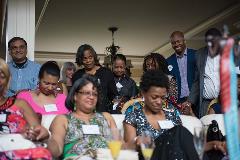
[22,125,49,141]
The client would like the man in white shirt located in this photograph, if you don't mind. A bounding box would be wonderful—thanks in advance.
[184,28,222,117]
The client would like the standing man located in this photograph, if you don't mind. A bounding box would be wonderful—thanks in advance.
[185,28,222,117]
[167,31,196,104]
[7,37,41,97]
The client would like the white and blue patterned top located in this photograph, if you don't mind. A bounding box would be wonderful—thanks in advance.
[124,101,181,140]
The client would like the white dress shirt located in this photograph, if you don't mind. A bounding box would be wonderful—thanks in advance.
[203,54,220,99]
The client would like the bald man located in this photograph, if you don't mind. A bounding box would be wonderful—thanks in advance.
[167,31,197,104]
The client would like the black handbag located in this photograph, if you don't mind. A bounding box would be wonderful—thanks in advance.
[205,120,225,160]
[151,126,199,160]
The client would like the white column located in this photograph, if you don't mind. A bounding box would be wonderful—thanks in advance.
[6,0,35,61]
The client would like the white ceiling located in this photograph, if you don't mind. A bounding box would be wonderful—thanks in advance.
[35,0,240,57]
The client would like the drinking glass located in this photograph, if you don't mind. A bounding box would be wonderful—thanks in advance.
[113,96,121,111]
[140,131,155,160]
[107,128,123,160]
[193,126,207,160]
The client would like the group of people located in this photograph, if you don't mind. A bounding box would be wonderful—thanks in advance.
[0,27,233,159]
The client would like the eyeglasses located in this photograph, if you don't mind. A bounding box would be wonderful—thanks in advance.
[10,45,26,52]
[77,90,98,97]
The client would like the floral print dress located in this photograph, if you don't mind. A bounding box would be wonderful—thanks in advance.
[0,96,51,160]
[0,97,26,134]
[63,112,111,159]
[124,100,182,140]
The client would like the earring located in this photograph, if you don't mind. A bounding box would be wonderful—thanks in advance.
[74,103,76,111]
[36,82,40,95]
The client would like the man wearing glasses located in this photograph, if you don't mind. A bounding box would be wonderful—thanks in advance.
[7,37,41,97]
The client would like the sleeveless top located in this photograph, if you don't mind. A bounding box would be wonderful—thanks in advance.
[0,96,27,133]
[17,90,68,115]
[0,96,52,160]
[63,112,111,159]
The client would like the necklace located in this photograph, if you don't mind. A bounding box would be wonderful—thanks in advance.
[0,96,15,111]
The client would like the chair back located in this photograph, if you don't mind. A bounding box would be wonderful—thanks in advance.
[111,114,125,130]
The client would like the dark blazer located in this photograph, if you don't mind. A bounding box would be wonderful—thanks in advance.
[188,47,209,117]
[167,48,197,102]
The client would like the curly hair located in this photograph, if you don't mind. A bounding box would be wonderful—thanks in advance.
[140,70,169,92]
[143,53,169,74]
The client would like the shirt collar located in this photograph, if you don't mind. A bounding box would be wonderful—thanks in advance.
[114,74,129,81]
[176,48,187,58]
[12,59,29,69]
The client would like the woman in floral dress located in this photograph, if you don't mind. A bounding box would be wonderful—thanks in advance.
[0,58,51,159]
[47,75,118,159]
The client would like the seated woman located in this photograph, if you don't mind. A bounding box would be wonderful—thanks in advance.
[123,70,182,149]
[141,53,193,115]
[17,61,69,116]
[0,58,50,159]
[47,74,117,159]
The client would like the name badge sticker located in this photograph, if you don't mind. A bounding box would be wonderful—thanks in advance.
[44,104,58,112]
[0,114,7,122]
[116,82,123,89]
[82,125,100,135]
[158,120,174,129]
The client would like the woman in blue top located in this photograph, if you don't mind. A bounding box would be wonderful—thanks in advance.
[123,70,182,149]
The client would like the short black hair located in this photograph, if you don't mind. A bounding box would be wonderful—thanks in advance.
[143,53,169,74]
[113,54,127,65]
[205,28,222,41]
[39,61,60,79]
[170,31,184,39]
[65,74,102,111]
[8,37,27,50]
[140,70,169,92]
[76,44,99,66]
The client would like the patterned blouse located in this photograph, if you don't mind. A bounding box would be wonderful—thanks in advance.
[63,112,111,159]
[0,96,26,134]
[0,96,52,160]
[124,101,182,140]
[168,75,178,103]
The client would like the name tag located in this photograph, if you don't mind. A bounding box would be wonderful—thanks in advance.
[82,125,100,135]
[113,103,118,110]
[0,114,7,122]
[116,82,123,89]
[158,120,174,129]
[44,104,58,112]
